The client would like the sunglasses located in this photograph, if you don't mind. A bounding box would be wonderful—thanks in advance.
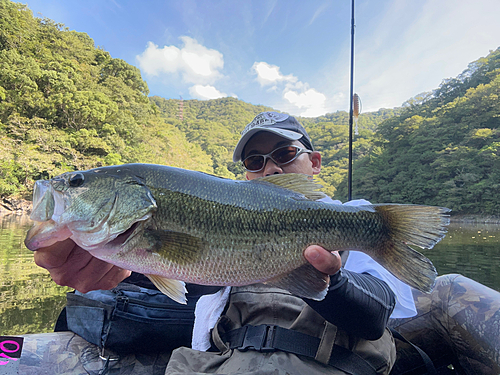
[242,145,313,172]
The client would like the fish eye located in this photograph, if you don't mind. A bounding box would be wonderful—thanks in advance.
[69,173,85,187]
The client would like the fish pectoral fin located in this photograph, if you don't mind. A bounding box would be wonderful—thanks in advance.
[264,263,330,301]
[146,274,187,304]
[153,230,205,264]
[255,174,326,201]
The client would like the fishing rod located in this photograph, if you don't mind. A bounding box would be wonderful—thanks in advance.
[347,0,355,201]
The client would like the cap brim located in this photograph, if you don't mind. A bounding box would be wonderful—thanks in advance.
[232,128,303,162]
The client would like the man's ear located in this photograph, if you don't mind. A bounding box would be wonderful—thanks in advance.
[310,151,321,175]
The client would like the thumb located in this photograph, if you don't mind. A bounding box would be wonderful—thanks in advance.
[304,245,341,275]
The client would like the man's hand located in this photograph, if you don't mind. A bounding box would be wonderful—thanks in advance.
[33,238,131,293]
[304,245,342,275]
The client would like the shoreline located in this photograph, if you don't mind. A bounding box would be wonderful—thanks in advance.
[1,197,32,216]
[2,198,499,224]
[449,215,500,224]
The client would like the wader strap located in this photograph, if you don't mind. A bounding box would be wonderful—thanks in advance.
[221,324,377,375]
[315,322,337,364]
[390,328,437,375]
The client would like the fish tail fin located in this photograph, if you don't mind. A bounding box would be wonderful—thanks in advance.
[372,204,451,293]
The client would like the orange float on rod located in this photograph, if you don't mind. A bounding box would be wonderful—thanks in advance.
[353,93,361,135]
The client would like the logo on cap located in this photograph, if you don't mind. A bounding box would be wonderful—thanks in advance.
[242,112,289,135]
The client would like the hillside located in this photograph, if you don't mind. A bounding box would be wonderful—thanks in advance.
[149,96,274,178]
[0,0,385,200]
[0,0,218,197]
[336,47,500,215]
[1,0,499,216]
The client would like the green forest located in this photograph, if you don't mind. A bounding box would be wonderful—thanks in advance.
[0,0,499,216]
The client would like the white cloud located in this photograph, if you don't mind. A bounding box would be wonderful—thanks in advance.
[283,88,328,117]
[253,61,329,117]
[252,62,297,87]
[136,41,180,76]
[136,36,224,84]
[189,84,226,100]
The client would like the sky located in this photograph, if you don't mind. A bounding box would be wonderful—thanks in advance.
[23,0,500,117]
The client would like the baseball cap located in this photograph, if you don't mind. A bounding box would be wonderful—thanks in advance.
[233,112,314,162]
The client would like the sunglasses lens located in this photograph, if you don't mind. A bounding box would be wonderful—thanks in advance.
[272,146,299,164]
[242,146,306,172]
[243,156,265,172]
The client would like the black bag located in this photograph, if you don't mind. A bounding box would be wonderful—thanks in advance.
[56,283,197,354]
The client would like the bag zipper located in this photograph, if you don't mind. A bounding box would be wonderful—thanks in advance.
[114,292,193,311]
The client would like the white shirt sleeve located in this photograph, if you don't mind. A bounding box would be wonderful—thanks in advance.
[317,197,417,318]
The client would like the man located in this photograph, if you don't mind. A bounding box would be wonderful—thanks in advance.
[164,111,416,374]
[34,111,416,374]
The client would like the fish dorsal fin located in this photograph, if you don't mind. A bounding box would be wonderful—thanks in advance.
[255,173,326,201]
[146,274,187,304]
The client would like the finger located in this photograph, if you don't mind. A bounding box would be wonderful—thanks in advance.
[33,238,77,270]
[46,246,96,288]
[304,246,341,275]
[78,255,131,292]
[53,248,129,292]
[33,239,131,292]
[95,267,132,291]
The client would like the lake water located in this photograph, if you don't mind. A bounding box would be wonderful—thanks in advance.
[1,214,499,336]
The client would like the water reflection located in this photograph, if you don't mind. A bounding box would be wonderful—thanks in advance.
[0,214,70,335]
[0,215,499,336]
[423,222,500,291]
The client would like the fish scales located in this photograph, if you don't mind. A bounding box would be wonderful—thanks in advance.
[146,187,383,282]
[25,163,450,304]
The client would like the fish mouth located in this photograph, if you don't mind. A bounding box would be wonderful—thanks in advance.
[24,220,72,251]
[26,219,144,253]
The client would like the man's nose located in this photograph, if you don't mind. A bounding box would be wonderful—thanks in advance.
[263,158,283,176]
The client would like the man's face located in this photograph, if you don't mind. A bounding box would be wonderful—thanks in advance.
[243,132,321,180]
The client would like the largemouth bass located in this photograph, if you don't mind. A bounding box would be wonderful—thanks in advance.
[24,163,450,304]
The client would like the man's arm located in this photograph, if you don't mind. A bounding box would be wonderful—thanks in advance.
[304,246,396,340]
